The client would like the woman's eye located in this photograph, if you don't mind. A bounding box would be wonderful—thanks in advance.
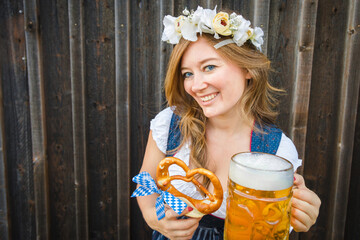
[204,65,216,72]
[183,72,193,78]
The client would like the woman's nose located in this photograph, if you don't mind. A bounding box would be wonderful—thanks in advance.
[191,74,207,92]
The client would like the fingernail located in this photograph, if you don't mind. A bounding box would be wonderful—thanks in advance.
[188,207,193,211]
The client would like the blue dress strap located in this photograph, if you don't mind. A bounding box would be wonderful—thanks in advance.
[166,113,182,157]
[250,122,283,154]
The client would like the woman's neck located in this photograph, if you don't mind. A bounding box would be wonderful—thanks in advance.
[206,112,254,136]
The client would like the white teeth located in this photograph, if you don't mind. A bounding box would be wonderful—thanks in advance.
[200,94,217,102]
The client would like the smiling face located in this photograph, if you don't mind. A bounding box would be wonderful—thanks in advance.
[181,37,251,119]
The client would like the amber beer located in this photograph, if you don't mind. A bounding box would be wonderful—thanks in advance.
[224,152,293,240]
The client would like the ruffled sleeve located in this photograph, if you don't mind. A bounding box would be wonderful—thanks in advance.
[276,133,302,171]
[150,107,174,154]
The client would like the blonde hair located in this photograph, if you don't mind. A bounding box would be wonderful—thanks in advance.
[164,33,282,172]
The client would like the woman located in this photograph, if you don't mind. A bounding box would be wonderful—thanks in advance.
[135,6,321,240]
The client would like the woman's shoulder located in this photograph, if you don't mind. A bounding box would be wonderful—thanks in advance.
[151,107,174,123]
[150,107,174,153]
[277,133,302,171]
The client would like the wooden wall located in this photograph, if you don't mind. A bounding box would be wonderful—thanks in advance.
[0,0,359,239]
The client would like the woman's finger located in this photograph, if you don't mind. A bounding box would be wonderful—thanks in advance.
[292,193,318,222]
[293,188,321,214]
[291,213,310,232]
[160,215,200,239]
[170,220,200,240]
[292,201,314,226]
[180,206,197,217]
[293,173,305,189]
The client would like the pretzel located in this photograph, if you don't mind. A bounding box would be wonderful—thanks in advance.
[156,157,223,218]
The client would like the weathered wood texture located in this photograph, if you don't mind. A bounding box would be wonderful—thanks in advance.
[24,0,50,239]
[0,1,35,239]
[0,0,359,239]
[68,0,89,239]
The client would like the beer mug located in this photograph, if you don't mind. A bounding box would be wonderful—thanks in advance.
[224,152,293,240]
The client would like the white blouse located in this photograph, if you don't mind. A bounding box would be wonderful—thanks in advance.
[150,107,302,219]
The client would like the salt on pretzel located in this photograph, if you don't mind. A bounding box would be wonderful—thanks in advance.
[156,157,223,218]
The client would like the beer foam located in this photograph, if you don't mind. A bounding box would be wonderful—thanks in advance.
[229,153,293,191]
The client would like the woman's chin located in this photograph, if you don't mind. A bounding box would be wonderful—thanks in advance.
[201,108,218,118]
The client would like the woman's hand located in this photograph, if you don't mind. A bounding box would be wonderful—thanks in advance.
[154,206,201,240]
[137,132,201,239]
[291,173,321,232]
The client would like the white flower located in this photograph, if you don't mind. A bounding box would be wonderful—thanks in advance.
[182,8,190,16]
[180,17,198,41]
[161,15,181,44]
[194,6,217,35]
[232,15,251,46]
[174,16,186,33]
[250,27,264,50]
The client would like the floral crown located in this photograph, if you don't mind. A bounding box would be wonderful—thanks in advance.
[161,6,264,51]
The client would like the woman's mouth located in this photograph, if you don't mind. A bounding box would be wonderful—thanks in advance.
[200,93,218,102]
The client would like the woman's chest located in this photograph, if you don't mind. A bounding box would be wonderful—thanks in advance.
[205,136,251,192]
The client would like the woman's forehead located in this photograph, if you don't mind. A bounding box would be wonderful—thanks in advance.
[181,38,222,66]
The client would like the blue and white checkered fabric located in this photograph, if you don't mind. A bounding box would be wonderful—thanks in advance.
[131,171,187,220]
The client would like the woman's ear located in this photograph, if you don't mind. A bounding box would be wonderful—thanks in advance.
[245,70,252,80]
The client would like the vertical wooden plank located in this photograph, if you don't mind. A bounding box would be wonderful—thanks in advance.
[251,0,270,54]
[0,1,35,239]
[0,17,10,237]
[38,0,76,238]
[68,0,89,239]
[158,1,174,110]
[129,0,165,238]
[115,0,130,239]
[325,0,360,239]
[345,3,360,232]
[0,7,11,237]
[23,0,50,238]
[174,0,207,13]
[0,91,9,240]
[303,0,353,239]
[174,0,210,14]
[129,1,147,238]
[289,2,319,239]
[289,0,318,165]
[220,0,251,20]
[267,1,301,135]
[345,85,360,239]
[83,0,117,238]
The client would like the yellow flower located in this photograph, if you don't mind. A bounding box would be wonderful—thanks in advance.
[212,12,232,36]
[174,15,186,34]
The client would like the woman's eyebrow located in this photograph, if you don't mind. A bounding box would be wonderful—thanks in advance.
[181,57,220,70]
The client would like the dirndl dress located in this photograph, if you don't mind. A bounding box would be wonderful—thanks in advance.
[152,113,283,240]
